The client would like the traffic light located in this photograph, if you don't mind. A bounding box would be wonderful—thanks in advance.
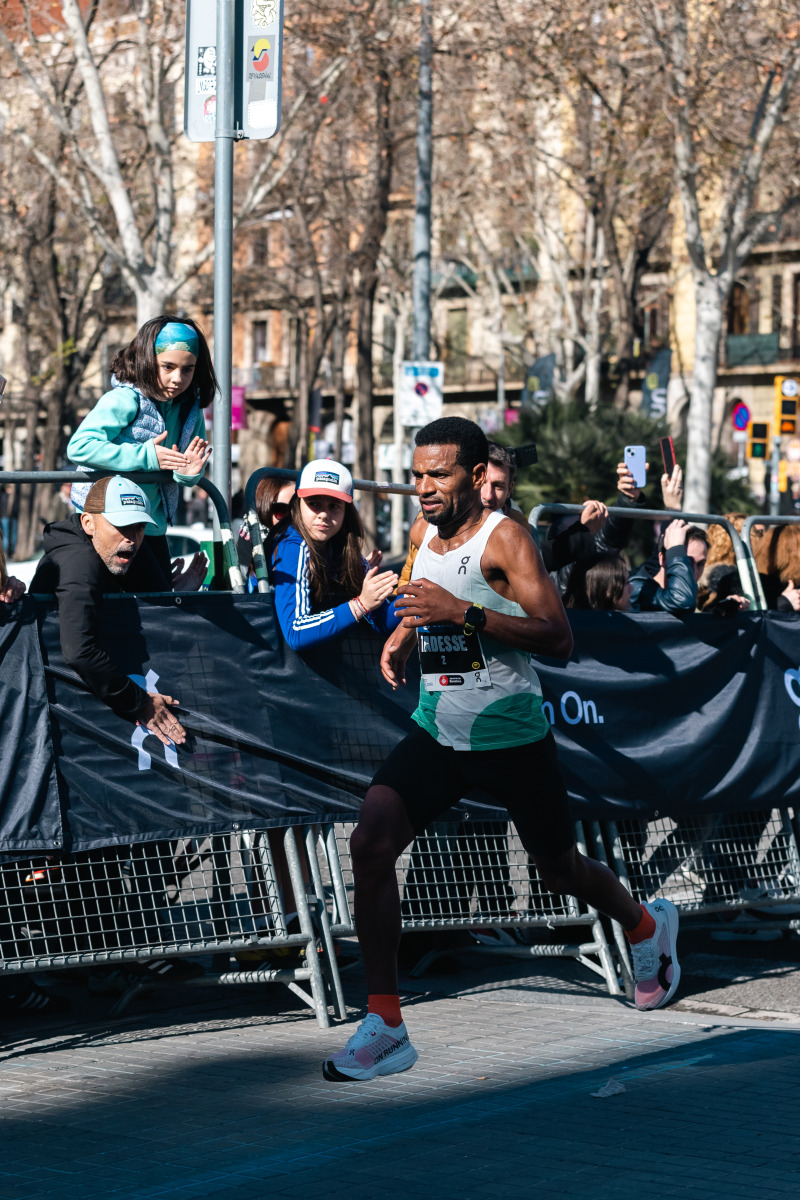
[779,458,789,493]
[748,422,770,459]
[774,376,800,436]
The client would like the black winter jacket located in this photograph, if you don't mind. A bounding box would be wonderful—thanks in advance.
[29,515,159,719]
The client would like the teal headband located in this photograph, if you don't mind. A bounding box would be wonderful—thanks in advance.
[155,321,200,356]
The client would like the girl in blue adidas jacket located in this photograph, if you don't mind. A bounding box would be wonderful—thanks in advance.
[271,459,402,650]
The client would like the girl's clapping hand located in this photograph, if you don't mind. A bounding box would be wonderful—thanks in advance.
[182,436,212,475]
[153,431,189,471]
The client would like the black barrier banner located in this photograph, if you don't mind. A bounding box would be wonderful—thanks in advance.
[4,595,800,851]
[0,602,62,852]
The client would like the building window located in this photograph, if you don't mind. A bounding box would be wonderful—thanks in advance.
[251,225,269,265]
[772,275,783,335]
[445,308,468,361]
[727,283,750,336]
[252,319,269,363]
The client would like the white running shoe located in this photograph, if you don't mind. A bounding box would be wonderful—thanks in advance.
[322,1013,418,1081]
[630,898,681,1011]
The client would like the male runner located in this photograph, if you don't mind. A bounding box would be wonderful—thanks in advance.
[323,417,680,1082]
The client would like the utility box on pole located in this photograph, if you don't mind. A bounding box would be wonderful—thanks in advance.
[184,0,284,142]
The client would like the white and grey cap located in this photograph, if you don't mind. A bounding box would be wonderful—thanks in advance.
[84,476,157,528]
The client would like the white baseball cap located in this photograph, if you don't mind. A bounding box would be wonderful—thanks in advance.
[296,459,353,504]
[85,476,158,528]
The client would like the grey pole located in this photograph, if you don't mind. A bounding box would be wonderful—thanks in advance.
[770,436,781,517]
[212,0,236,540]
[411,0,432,362]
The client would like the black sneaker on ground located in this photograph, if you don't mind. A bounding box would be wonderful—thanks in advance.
[0,983,71,1016]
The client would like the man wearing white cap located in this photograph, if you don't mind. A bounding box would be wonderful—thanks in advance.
[29,475,186,747]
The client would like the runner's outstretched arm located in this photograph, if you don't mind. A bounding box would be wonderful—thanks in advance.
[394,519,572,660]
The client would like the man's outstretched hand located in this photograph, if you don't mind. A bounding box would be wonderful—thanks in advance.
[137,692,186,747]
[171,551,209,592]
[0,576,25,603]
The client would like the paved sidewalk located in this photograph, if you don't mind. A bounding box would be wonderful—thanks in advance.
[1,958,799,1199]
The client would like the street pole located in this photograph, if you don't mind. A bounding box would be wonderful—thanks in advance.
[394,0,433,546]
[212,0,235,558]
[770,436,781,517]
[411,0,432,362]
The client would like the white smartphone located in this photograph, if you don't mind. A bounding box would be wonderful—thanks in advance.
[624,444,647,489]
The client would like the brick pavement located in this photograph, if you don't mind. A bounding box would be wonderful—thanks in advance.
[0,960,799,1200]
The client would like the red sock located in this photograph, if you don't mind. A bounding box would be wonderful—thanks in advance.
[368,993,403,1027]
[625,905,656,944]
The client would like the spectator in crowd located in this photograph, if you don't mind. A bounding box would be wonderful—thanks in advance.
[629,520,709,613]
[543,460,685,590]
[272,459,400,650]
[238,474,297,589]
[29,476,190,744]
[696,514,752,614]
[43,481,76,527]
[67,315,214,589]
[563,552,632,611]
[480,442,529,529]
[751,523,800,612]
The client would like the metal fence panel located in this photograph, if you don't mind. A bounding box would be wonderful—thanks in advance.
[0,826,341,1026]
[320,820,623,995]
[606,809,800,923]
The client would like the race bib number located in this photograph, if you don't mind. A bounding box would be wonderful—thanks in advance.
[417,623,492,692]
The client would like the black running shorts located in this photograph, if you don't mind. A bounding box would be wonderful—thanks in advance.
[370,725,575,861]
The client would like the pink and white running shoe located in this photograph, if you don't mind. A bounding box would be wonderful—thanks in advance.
[631,899,681,1010]
[322,1013,418,1081]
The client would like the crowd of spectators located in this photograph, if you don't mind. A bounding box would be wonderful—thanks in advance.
[4,409,800,1017]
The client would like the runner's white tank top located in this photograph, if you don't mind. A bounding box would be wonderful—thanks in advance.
[410,509,549,751]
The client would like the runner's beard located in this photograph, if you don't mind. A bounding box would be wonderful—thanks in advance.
[423,490,475,529]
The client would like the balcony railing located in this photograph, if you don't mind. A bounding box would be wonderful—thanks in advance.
[233,364,294,391]
[373,355,526,391]
[721,332,800,368]
[725,332,780,367]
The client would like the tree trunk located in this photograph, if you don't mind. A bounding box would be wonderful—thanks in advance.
[355,282,377,541]
[390,302,410,556]
[12,395,40,561]
[685,275,724,513]
[135,281,171,327]
[332,295,347,461]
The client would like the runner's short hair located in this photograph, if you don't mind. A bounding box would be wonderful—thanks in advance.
[415,417,488,473]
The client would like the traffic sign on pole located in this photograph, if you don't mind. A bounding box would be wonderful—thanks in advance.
[731,402,750,431]
[184,0,284,142]
[398,362,444,427]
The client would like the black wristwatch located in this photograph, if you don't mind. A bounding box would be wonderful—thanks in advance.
[463,603,486,636]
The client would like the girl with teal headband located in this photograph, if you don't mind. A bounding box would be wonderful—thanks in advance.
[67,314,218,587]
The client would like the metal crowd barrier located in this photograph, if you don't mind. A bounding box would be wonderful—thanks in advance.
[317,820,627,998]
[529,502,761,609]
[605,810,800,977]
[0,826,345,1026]
[243,467,416,592]
[0,469,245,592]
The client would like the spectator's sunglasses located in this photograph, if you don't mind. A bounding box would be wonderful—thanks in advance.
[271,503,290,521]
